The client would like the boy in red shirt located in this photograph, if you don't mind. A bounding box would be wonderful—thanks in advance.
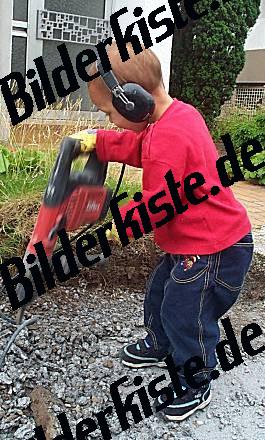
[74,42,253,421]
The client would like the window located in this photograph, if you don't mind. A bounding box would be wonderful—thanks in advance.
[13,0,28,22]
[11,36,27,78]
[44,0,105,18]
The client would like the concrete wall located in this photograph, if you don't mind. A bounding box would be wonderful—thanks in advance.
[0,0,13,141]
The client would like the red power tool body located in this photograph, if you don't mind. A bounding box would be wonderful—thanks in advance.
[26,136,112,258]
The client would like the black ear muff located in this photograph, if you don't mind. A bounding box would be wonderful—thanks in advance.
[112,83,155,123]
[97,62,155,123]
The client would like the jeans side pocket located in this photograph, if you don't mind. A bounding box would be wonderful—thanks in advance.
[215,237,254,292]
[170,255,210,284]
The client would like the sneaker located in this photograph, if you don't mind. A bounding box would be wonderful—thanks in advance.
[154,382,212,421]
[120,338,168,368]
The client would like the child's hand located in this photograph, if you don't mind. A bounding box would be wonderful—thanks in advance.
[69,129,97,154]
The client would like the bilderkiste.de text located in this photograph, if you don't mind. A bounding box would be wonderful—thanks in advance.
[1,133,264,311]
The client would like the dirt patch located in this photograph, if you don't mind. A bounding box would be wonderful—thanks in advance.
[60,240,265,302]
[245,253,265,300]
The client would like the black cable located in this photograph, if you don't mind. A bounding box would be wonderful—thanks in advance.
[0,317,38,369]
[112,164,126,199]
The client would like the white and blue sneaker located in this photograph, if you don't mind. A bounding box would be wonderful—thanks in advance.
[155,382,212,421]
[120,338,168,368]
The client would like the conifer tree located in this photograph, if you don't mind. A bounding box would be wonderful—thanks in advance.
[169,1,261,126]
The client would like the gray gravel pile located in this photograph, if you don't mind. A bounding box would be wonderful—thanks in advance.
[253,227,265,256]
[0,263,264,440]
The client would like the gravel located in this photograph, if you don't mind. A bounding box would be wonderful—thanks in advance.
[253,227,265,256]
[0,241,264,440]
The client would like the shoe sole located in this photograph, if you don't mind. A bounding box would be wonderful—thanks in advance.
[121,359,167,368]
[163,391,212,422]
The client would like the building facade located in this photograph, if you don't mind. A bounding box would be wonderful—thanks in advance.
[0,2,172,104]
[0,0,264,140]
[234,0,265,111]
[0,0,112,112]
[0,0,173,140]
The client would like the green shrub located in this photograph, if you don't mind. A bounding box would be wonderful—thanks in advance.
[212,108,265,185]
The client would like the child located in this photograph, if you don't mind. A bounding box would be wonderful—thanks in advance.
[73,42,254,421]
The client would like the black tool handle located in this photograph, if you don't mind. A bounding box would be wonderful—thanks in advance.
[43,137,108,207]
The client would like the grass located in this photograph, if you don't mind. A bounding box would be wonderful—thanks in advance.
[0,171,49,202]
[0,161,141,203]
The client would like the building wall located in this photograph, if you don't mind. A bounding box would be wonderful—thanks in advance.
[237,0,265,84]
[0,0,111,130]
[110,0,173,91]
[27,0,44,73]
[0,0,13,141]
[40,0,106,109]
[245,0,265,51]
[237,50,265,84]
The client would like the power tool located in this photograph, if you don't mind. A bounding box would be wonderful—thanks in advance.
[13,136,112,324]
[26,136,112,258]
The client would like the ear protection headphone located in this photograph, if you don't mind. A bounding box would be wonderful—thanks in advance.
[97,62,155,123]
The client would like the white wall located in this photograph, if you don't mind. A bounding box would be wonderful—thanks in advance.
[108,0,174,91]
[27,0,44,71]
[0,0,13,141]
[245,0,265,50]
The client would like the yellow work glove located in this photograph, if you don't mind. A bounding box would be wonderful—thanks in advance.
[106,222,135,245]
[69,129,97,154]
[106,222,121,244]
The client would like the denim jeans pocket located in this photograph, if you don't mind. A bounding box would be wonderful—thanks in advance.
[170,255,210,284]
[215,233,254,292]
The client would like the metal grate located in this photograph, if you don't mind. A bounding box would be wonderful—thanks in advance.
[235,86,265,111]
[37,9,111,46]
[221,86,265,116]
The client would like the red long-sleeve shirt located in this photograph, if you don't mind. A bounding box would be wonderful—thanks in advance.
[96,99,251,255]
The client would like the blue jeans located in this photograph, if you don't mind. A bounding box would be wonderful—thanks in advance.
[144,232,254,386]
